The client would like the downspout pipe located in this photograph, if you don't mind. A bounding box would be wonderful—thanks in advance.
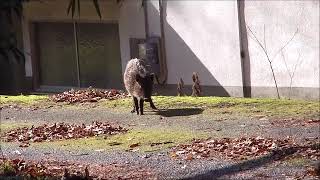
[143,0,149,38]
[237,0,251,97]
[158,0,168,85]
[142,0,168,85]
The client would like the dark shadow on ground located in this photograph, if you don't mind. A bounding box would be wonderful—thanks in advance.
[181,143,320,180]
[156,108,203,117]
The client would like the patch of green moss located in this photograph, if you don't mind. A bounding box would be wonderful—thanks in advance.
[0,160,16,176]
[1,95,318,119]
[33,128,209,152]
[0,95,48,105]
[100,98,132,110]
[101,96,319,119]
[284,157,310,166]
[0,122,31,133]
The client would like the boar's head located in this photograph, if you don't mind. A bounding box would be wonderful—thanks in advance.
[136,73,155,99]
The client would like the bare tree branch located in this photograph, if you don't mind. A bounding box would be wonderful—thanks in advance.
[247,24,300,99]
[247,24,280,99]
[281,49,302,99]
[263,24,267,52]
[281,49,293,99]
[247,25,272,63]
[272,28,299,61]
[291,51,302,81]
[281,49,291,78]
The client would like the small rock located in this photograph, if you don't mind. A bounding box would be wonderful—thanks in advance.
[94,149,105,152]
[13,150,21,155]
[142,154,151,158]
[259,117,268,121]
[253,115,265,118]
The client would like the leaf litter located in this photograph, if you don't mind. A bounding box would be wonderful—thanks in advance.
[270,118,320,127]
[50,88,128,104]
[170,136,319,161]
[0,158,156,179]
[170,136,320,178]
[2,121,127,147]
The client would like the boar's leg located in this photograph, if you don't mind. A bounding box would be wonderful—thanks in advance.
[131,104,136,113]
[133,97,139,115]
[139,98,144,115]
[131,98,136,113]
[149,99,157,110]
[145,98,157,110]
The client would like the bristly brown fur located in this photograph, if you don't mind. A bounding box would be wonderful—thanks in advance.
[123,58,157,115]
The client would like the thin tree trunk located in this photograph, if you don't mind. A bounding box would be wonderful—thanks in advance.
[269,62,280,99]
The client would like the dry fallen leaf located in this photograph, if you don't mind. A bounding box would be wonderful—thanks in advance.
[19,142,30,148]
[129,143,140,148]
[186,153,193,160]
[170,152,178,158]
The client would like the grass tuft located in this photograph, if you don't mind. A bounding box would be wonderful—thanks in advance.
[0,122,31,133]
[102,96,320,119]
[33,128,209,152]
[0,95,48,105]
[1,95,318,119]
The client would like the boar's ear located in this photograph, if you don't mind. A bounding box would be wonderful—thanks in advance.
[136,74,142,83]
[150,73,154,82]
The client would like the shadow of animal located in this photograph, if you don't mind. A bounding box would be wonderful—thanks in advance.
[156,108,203,117]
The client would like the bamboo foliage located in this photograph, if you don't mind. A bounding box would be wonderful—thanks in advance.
[0,0,29,63]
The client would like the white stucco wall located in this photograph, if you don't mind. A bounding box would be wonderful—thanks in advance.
[147,0,161,37]
[21,0,319,98]
[147,0,243,95]
[245,0,319,89]
[118,0,146,74]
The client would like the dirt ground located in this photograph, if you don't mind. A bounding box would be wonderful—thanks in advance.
[0,99,319,179]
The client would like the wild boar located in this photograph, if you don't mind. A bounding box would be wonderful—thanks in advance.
[123,58,157,115]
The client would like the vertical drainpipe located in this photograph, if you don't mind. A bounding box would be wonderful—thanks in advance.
[158,0,168,85]
[237,0,251,97]
[143,0,149,39]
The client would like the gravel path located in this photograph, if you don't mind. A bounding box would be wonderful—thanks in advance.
[1,106,319,179]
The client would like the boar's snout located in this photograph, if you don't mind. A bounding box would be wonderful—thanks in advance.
[136,74,154,99]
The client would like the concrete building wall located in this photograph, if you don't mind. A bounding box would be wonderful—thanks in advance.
[118,0,146,74]
[244,0,319,99]
[147,0,243,97]
[22,0,120,77]
[20,0,319,99]
[22,0,145,78]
